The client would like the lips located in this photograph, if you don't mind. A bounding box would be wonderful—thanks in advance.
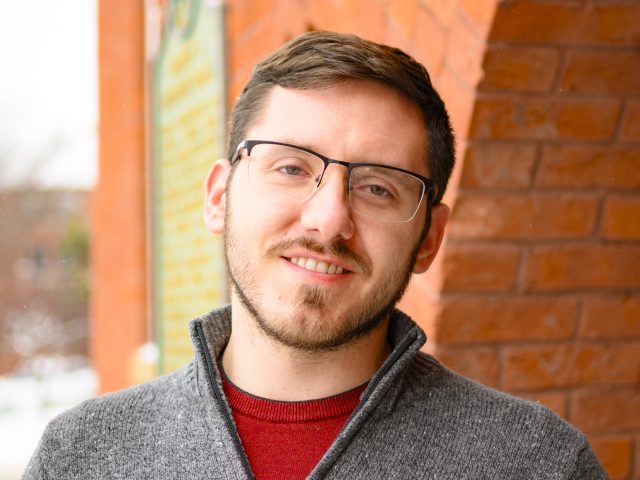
[287,256,347,274]
[268,237,369,275]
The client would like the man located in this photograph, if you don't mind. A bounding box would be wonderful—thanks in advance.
[25,32,606,479]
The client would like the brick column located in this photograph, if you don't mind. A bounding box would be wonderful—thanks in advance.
[431,2,640,479]
[92,0,147,393]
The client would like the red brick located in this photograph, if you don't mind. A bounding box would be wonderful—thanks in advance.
[273,0,308,40]
[437,296,578,344]
[96,0,148,392]
[230,16,284,74]
[490,0,640,47]
[590,436,633,479]
[560,49,640,95]
[620,100,640,142]
[518,392,568,419]
[382,19,413,54]
[441,244,521,292]
[460,142,537,189]
[470,96,620,141]
[307,0,358,34]
[524,244,640,291]
[399,282,439,342]
[458,0,498,37]
[490,1,582,44]
[434,65,475,137]
[446,12,485,86]
[413,7,446,75]
[424,0,457,28]
[389,0,420,39]
[574,344,640,389]
[589,1,640,47]
[480,46,560,93]
[227,66,253,109]
[434,346,499,387]
[581,295,640,339]
[537,145,640,190]
[571,388,640,433]
[634,436,640,480]
[602,196,640,240]
[355,0,386,44]
[449,193,598,240]
[227,0,275,42]
[503,342,640,391]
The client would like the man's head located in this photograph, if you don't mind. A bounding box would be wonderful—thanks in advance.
[227,31,454,205]
[205,32,453,352]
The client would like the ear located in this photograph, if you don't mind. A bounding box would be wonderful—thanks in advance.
[203,159,231,233]
[413,203,450,274]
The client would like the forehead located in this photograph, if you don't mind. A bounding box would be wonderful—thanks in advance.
[245,80,429,175]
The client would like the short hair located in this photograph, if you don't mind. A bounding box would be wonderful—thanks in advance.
[227,31,455,204]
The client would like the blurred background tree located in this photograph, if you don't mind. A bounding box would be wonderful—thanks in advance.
[0,135,91,375]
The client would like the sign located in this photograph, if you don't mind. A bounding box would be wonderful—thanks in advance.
[148,0,226,373]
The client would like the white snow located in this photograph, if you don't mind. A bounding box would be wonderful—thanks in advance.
[0,368,97,480]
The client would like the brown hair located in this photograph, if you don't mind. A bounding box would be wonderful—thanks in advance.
[227,31,455,204]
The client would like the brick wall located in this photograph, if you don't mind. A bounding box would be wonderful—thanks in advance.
[442,2,640,478]
[224,1,639,477]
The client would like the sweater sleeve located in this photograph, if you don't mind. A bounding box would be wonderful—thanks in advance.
[569,445,609,480]
[22,434,50,480]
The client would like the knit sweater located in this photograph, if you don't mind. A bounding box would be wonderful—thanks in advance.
[24,306,607,479]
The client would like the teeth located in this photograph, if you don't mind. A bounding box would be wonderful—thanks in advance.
[289,257,345,274]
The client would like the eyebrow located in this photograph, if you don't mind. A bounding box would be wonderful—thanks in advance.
[266,138,398,167]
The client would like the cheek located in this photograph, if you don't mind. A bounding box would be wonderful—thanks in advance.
[228,181,298,240]
[366,225,421,266]
[356,224,396,263]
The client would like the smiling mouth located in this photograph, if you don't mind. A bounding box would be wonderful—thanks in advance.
[286,256,348,275]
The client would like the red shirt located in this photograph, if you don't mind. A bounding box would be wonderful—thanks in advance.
[221,370,366,479]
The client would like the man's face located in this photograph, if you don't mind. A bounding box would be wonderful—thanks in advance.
[217,80,439,352]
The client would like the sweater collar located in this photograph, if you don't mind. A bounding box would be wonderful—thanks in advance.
[188,305,426,404]
[190,304,425,354]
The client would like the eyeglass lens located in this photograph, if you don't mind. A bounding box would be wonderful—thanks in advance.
[244,143,426,222]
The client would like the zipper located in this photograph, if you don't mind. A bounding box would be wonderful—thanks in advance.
[357,328,418,406]
[195,322,254,479]
[309,327,419,479]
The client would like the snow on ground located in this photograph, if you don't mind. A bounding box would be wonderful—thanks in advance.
[0,368,96,480]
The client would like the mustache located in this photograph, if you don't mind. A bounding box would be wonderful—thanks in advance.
[266,237,372,275]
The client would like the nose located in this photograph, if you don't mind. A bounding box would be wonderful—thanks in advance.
[299,166,355,242]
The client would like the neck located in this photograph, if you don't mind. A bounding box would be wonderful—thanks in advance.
[221,296,391,401]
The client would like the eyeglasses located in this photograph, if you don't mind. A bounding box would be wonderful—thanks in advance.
[231,140,437,223]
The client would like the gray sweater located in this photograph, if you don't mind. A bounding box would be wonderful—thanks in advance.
[24,307,607,479]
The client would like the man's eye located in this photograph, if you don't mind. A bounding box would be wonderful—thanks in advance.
[280,165,307,176]
[352,181,396,201]
[367,184,391,197]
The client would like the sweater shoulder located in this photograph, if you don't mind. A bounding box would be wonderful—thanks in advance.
[405,352,575,432]
[34,363,197,458]
[24,361,245,479]
[55,362,194,426]
[389,353,604,477]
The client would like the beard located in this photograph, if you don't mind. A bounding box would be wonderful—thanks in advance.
[223,197,428,353]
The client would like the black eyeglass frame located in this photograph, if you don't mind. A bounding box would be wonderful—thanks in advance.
[231,140,439,207]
